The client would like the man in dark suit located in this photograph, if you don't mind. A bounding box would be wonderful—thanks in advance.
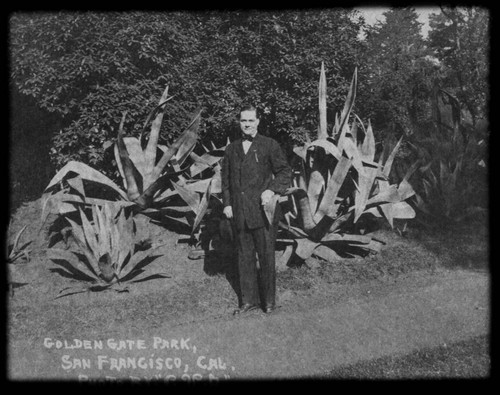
[221,104,291,314]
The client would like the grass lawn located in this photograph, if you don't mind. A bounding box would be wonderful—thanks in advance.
[325,334,490,379]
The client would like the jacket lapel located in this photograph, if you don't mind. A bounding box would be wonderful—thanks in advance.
[249,134,264,163]
[234,138,245,162]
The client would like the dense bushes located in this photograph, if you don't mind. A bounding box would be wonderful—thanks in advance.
[10,10,365,173]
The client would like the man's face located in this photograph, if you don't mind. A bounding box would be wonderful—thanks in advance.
[240,110,260,136]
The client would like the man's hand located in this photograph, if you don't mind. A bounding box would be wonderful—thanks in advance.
[261,189,275,205]
[223,206,233,218]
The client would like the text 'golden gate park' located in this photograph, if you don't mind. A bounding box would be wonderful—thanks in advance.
[43,337,193,351]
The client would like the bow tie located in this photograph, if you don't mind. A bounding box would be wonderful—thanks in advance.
[242,134,255,141]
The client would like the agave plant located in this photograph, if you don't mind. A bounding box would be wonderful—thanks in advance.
[41,85,203,225]
[7,223,31,264]
[114,86,202,210]
[270,63,417,265]
[47,204,169,297]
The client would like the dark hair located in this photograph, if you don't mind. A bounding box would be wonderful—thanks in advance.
[239,103,259,118]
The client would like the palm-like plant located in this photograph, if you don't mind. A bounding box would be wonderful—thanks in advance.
[272,63,417,265]
[408,91,487,225]
[47,204,169,297]
[7,223,35,296]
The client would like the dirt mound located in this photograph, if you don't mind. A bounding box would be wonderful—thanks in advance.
[6,197,466,308]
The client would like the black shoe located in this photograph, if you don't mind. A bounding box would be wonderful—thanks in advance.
[263,304,276,314]
[233,303,258,315]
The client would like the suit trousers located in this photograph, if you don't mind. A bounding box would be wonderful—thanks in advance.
[236,223,277,307]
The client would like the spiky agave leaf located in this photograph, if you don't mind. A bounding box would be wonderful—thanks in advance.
[277,244,295,270]
[79,207,100,260]
[335,67,357,144]
[42,161,129,220]
[365,183,401,207]
[82,205,120,282]
[291,188,316,231]
[295,238,321,260]
[341,137,373,176]
[116,245,168,283]
[47,248,100,282]
[207,170,222,195]
[321,233,385,256]
[139,164,191,206]
[350,117,359,143]
[263,193,281,227]
[296,160,308,193]
[139,86,174,146]
[171,180,201,213]
[383,137,403,178]
[327,211,354,234]
[40,190,77,226]
[307,167,325,215]
[359,119,376,163]
[149,108,202,182]
[182,178,214,194]
[315,155,352,222]
[40,188,136,228]
[354,164,379,223]
[63,204,120,282]
[191,179,212,233]
[114,136,149,186]
[116,112,145,206]
[291,230,385,261]
[93,204,111,259]
[278,221,309,239]
[44,161,128,200]
[7,225,28,261]
[172,109,203,169]
[143,85,171,171]
[118,208,135,269]
[318,62,328,140]
[189,147,226,177]
[312,244,342,262]
[397,178,416,201]
[308,139,342,160]
[305,145,329,216]
[65,217,101,278]
[66,176,85,197]
[7,225,28,256]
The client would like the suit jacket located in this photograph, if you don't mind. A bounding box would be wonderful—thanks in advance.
[221,133,291,230]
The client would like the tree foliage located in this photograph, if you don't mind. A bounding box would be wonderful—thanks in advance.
[427,6,489,128]
[10,10,365,173]
[356,7,438,140]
